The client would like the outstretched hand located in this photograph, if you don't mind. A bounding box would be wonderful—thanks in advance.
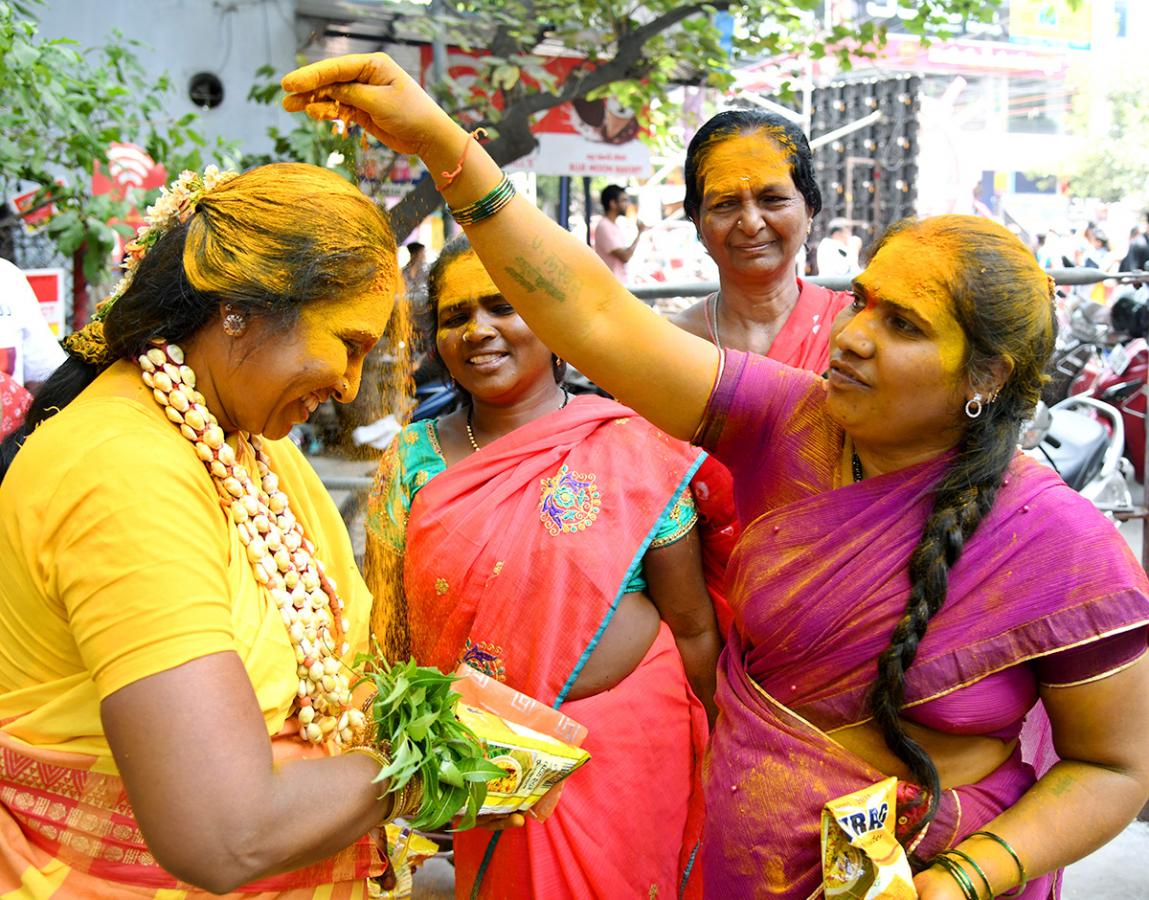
[281,53,457,157]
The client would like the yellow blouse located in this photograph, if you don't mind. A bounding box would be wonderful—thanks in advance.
[0,361,370,769]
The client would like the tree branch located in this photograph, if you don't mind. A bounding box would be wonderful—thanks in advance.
[385,1,713,238]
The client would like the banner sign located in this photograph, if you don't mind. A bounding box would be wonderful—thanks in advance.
[420,48,650,178]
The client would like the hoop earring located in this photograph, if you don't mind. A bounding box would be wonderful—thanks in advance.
[222,305,247,338]
[964,394,983,419]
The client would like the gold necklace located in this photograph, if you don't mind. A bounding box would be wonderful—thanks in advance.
[465,387,570,452]
[138,340,366,748]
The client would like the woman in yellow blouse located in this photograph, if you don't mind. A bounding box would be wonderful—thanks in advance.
[0,164,413,898]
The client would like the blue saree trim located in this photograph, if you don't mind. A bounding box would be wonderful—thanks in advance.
[470,832,502,900]
[473,450,707,896]
[552,452,706,710]
[679,839,701,898]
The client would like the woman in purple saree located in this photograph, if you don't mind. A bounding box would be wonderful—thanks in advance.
[283,55,1149,900]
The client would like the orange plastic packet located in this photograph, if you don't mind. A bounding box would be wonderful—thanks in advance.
[821,776,917,899]
[451,665,589,820]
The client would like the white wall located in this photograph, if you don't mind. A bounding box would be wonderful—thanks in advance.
[30,0,300,158]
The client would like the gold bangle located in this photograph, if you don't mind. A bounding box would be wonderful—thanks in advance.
[393,774,424,820]
[969,831,1027,896]
[345,746,398,825]
[359,690,379,746]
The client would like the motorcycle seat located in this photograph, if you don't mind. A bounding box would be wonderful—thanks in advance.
[1040,409,1109,491]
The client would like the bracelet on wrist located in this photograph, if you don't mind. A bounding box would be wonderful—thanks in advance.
[437,127,487,190]
[448,174,517,226]
[942,849,992,899]
[345,745,399,825]
[969,830,1028,896]
[930,852,981,900]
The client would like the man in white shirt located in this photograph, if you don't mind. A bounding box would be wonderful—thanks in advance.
[593,185,646,283]
[0,258,66,391]
[815,218,858,278]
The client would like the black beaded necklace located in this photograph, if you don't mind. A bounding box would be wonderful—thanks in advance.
[852,450,864,483]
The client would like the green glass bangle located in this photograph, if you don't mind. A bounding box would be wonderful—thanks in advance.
[449,175,517,226]
[931,853,980,900]
[944,849,992,899]
[970,830,1028,896]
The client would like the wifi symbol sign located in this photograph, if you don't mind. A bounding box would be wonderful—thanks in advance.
[107,144,157,190]
[93,143,167,201]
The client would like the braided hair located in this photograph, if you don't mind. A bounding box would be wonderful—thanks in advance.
[863,216,1057,843]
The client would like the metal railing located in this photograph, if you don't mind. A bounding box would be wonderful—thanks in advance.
[320,268,1149,537]
[627,267,1144,302]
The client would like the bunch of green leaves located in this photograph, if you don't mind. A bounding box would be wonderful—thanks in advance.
[354,656,504,831]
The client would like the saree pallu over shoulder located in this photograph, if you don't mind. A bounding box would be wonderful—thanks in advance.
[704,450,1148,898]
[0,731,381,898]
[400,395,708,899]
[733,452,1149,728]
[403,394,705,704]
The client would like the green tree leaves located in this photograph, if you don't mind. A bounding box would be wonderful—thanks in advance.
[0,2,232,292]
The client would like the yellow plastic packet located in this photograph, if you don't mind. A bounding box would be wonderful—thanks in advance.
[373,824,439,899]
[451,664,590,820]
[454,702,590,816]
[821,776,917,899]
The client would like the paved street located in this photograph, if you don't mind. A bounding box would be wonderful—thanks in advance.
[306,452,1149,896]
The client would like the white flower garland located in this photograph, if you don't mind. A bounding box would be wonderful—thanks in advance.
[140,340,366,747]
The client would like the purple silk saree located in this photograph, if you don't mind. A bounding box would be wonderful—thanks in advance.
[698,351,1149,899]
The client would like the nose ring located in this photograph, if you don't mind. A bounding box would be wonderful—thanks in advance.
[737,218,743,228]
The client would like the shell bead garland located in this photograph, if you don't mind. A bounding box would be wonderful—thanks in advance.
[139,340,366,748]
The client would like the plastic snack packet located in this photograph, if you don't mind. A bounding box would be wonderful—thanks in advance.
[373,825,439,899]
[821,776,917,899]
[451,665,590,819]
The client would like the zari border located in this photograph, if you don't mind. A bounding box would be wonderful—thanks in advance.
[827,620,1149,731]
[1039,648,1147,689]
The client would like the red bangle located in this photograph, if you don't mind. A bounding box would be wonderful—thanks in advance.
[438,127,487,189]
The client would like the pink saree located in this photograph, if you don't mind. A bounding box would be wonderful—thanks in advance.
[399,396,708,899]
[692,280,852,634]
[698,351,1149,899]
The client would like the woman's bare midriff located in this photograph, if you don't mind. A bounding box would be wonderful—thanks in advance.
[829,718,1017,791]
[563,592,661,701]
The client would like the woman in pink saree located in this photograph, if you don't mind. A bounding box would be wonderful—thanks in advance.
[364,239,715,898]
[285,55,1149,900]
[671,109,853,634]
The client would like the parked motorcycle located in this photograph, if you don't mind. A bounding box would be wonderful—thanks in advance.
[1068,287,1149,480]
[1042,298,1111,405]
[1020,396,1135,523]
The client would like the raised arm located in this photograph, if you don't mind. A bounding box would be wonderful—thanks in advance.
[282,54,719,441]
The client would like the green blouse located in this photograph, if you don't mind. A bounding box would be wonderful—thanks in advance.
[374,419,698,594]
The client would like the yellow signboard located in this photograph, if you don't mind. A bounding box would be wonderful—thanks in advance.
[1009,0,1093,48]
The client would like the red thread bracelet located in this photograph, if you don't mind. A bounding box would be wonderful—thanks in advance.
[439,127,488,189]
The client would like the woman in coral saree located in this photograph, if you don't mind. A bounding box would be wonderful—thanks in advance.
[365,240,714,899]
